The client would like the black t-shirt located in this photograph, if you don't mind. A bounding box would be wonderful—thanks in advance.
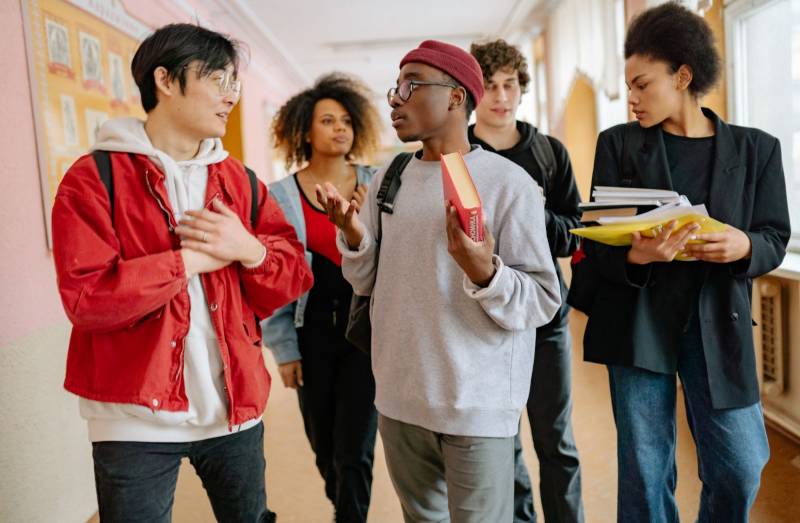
[663,131,714,205]
[659,131,715,332]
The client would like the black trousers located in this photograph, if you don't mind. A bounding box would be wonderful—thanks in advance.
[513,315,584,523]
[297,323,378,523]
[92,422,275,523]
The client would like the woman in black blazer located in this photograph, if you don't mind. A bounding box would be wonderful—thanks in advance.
[582,4,790,521]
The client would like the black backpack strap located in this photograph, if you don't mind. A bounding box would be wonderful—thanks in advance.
[374,152,414,244]
[377,152,414,215]
[530,132,556,193]
[92,150,114,217]
[244,166,259,227]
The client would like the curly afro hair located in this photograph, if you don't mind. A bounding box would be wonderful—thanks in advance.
[625,1,721,97]
[272,73,382,169]
[469,39,530,94]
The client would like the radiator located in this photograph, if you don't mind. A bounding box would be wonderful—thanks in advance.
[759,279,787,396]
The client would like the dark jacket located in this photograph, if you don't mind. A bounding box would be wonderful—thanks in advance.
[583,108,790,409]
[469,121,582,328]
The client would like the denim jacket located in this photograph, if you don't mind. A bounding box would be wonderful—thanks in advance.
[261,165,376,364]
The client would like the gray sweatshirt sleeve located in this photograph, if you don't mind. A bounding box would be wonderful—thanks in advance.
[336,167,385,296]
[462,180,561,331]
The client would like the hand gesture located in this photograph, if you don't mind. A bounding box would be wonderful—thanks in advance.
[278,360,303,389]
[352,184,368,208]
[626,220,701,264]
[445,203,496,287]
[315,182,366,249]
[684,225,751,263]
[175,199,266,268]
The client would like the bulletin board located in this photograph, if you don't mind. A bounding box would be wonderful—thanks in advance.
[21,0,151,246]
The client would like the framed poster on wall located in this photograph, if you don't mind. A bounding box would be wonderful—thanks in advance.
[21,0,151,246]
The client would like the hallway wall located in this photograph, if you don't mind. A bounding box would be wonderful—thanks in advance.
[0,2,304,521]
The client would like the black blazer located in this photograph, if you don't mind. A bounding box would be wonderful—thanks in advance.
[583,108,790,409]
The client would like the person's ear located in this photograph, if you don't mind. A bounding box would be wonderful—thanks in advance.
[675,64,693,92]
[153,66,176,99]
[449,86,466,111]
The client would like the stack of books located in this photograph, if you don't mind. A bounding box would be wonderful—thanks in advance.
[571,187,727,259]
[579,187,686,224]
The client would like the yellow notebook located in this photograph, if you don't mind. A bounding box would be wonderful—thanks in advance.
[570,213,727,260]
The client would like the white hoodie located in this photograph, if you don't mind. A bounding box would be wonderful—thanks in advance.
[80,117,260,442]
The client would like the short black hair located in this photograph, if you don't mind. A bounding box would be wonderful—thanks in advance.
[131,24,244,112]
[624,1,721,97]
[272,73,382,169]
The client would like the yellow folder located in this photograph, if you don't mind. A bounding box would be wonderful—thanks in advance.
[570,213,728,259]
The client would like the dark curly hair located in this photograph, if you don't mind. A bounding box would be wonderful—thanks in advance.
[469,39,531,94]
[272,73,381,169]
[624,1,721,97]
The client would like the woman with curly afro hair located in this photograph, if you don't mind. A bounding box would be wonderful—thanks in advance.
[581,2,790,520]
[262,73,382,522]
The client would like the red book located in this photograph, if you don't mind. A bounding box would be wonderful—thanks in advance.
[441,152,484,242]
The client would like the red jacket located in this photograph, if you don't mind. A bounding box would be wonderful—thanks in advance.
[52,152,313,426]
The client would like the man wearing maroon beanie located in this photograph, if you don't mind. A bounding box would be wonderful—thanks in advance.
[317,40,560,522]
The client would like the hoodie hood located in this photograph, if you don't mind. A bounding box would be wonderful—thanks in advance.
[468,120,536,156]
[92,117,228,219]
[92,117,228,168]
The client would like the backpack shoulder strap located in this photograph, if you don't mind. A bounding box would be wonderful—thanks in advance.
[244,166,259,227]
[92,150,114,218]
[376,152,414,214]
[530,132,556,192]
[375,151,414,244]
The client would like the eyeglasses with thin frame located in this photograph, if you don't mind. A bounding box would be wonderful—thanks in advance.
[184,65,242,99]
[386,79,460,105]
[214,70,241,99]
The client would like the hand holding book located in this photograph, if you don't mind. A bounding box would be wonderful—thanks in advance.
[626,220,701,264]
[445,203,496,287]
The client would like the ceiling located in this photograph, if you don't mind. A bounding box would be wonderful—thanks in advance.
[238,0,546,123]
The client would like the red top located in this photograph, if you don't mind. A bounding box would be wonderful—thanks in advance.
[297,176,343,266]
[52,152,313,426]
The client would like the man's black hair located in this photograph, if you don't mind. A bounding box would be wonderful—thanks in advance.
[624,1,721,97]
[131,24,244,112]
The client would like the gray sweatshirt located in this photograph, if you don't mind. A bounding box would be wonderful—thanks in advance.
[336,147,561,438]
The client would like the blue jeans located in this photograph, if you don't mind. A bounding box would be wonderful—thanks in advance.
[608,315,769,522]
[92,422,276,522]
[513,316,584,522]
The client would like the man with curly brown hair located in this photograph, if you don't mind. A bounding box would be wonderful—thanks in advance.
[470,38,584,523]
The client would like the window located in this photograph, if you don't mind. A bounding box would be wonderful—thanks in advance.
[726,0,800,251]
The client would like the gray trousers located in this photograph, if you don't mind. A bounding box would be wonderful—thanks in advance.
[514,316,584,523]
[378,414,515,523]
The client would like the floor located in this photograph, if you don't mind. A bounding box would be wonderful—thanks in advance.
[89,312,800,522]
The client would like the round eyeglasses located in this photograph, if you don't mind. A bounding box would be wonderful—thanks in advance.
[387,79,459,105]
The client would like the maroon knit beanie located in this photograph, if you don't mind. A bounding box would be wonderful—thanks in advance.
[399,40,484,106]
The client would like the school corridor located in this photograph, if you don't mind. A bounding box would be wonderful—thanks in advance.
[2,0,800,522]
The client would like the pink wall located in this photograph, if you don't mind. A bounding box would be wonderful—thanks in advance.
[0,1,66,346]
[0,1,303,346]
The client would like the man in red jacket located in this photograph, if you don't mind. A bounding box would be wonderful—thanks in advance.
[52,24,312,522]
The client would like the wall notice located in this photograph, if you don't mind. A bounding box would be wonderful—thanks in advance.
[22,0,150,245]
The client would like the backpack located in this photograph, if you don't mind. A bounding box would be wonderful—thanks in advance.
[344,151,414,354]
[530,131,557,193]
[91,150,259,227]
[565,124,641,314]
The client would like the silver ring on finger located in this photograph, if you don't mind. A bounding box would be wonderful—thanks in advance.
[201,231,207,242]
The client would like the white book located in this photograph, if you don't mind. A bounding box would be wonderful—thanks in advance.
[598,201,706,225]
[593,186,679,199]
